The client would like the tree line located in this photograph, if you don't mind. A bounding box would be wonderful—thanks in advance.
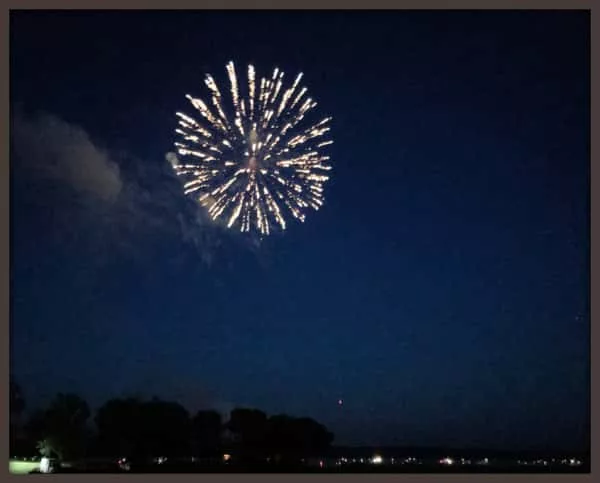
[9,380,334,466]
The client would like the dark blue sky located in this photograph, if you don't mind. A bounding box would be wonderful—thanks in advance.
[10,10,589,451]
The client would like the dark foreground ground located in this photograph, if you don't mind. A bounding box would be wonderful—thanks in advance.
[48,461,589,474]
[51,467,590,474]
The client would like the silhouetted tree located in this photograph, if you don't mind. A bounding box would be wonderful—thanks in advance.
[95,397,191,459]
[141,398,191,457]
[16,385,335,467]
[266,414,334,463]
[27,393,91,461]
[295,416,334,453]
[227,408,269,462]
[95,398,142,457]
[192,410,222,456]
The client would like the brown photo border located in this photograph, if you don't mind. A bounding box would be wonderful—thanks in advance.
[1,0,594,482]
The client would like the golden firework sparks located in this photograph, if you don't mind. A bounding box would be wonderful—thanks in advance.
[171,62,333,236]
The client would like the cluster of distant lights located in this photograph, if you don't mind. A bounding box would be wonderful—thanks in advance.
[517,458,583,467]
[328,455,584,468]
[332,455,485,467]
[438,457,487,466]
[8,453,586,474]
[90,454,589,470]
[171,61,333,236]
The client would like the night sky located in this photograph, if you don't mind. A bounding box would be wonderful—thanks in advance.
[10,10,589,452]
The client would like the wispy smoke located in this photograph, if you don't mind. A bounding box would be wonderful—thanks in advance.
[10,111,225,266]
[12,112,123,203]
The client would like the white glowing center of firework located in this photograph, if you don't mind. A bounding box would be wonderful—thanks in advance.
[249,128,259,146]
[248,156,258,170]
[173,61,334,236]
[247,127,260,171]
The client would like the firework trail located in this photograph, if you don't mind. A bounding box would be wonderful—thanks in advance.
[171,62,333,236]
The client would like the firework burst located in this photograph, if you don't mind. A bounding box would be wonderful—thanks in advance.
[170,61,333,236]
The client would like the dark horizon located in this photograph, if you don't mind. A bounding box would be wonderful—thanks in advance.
[10,381,590,456]
[10,9,590,453]
[9,383,589,455]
